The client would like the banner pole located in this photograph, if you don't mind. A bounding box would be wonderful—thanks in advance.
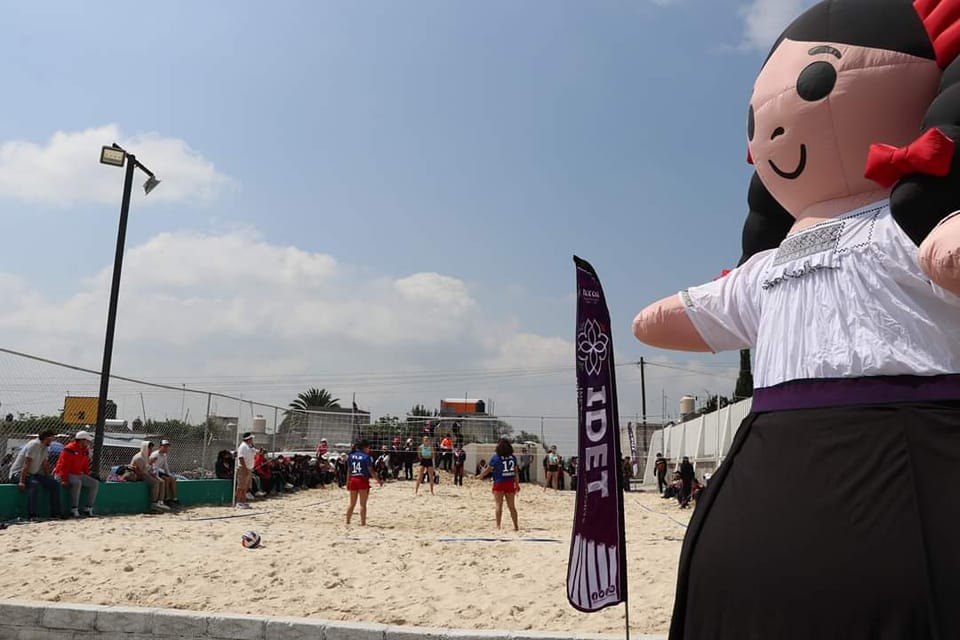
[625,602,631,640]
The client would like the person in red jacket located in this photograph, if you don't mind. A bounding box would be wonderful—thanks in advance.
[254,448,274,495]
[53,430,99,518]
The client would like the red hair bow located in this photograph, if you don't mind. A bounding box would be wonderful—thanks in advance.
[864,127,955,188]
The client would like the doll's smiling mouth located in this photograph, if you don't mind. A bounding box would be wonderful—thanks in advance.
[769,145,807,179]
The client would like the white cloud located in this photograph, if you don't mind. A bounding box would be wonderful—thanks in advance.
[0,124,232,206]
[0,227,740,447]
[739,0,815,51]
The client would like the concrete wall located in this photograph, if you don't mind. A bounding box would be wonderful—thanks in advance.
[0,479,233,520]
[0,599,666,640]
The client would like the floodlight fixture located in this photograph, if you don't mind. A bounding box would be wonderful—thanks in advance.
[143,175,161,195]
[100,145,126,167]
[92,140,160,475]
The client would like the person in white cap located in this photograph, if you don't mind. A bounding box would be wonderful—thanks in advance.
[235,432,256,508]
[315,437,329,459]
[150,439,179,507]
[53,430,99,518]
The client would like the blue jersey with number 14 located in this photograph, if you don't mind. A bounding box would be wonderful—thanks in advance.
[489,454,517,483]
[348,451,372,478]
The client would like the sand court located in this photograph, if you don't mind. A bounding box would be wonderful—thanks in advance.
[0,477,691,636]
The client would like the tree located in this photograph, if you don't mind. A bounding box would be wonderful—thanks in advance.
[288,388,340,411]
[698,394,732,415]
[408,404,438,417]
[515,430,541,444]
[280,388,341,445]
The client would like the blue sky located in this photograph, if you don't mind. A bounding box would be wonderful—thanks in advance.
[0,0,814,440]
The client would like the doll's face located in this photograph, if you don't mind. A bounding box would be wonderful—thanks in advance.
[748,38,940,218]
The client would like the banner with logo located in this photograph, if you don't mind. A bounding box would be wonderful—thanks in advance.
[626,422,639,477]
[567,256,628,613]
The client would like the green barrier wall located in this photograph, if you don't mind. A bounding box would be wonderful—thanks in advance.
[0,479,232,520]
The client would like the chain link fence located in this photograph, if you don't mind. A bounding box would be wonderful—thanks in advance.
[0,347,602,485]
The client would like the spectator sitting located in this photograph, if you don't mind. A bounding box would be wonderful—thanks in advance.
[316,455,334,486]
[475,458,488,478]
[215,450,234,480]
[131,441,170,512]
[254,448,275,494]
[53,430,99,518]
[150,439,179,507]
[690,478,705,505]
[662,473,682,500]
[271,456,295,491]
[315,438,329,459]
[10,429,63,521]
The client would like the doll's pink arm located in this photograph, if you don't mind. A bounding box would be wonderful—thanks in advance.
[632,294,712,352]
[919,214,960,295]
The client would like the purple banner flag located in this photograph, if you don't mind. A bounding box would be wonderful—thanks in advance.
[567,256,628,613]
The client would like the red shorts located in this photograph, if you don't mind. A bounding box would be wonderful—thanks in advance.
[347,476,370,491]
[492,481,517,494]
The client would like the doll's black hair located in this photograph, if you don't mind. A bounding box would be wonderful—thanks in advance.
[739,0,960,264]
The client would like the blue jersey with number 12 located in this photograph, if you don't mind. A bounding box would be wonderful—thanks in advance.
[348,451,372,478]
[489,454,517,483]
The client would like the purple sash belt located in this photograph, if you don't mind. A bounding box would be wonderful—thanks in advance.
[752,374,960,412]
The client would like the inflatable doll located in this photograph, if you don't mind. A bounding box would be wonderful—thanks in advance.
[632,1,960,637]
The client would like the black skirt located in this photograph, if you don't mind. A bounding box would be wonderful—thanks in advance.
[670,401,960,640]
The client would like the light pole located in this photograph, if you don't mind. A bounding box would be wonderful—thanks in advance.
[92,143,161,477]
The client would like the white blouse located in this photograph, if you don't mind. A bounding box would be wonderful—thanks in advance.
[681,200,960,389]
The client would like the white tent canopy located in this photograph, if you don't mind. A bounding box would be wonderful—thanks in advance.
[642,397,753,483]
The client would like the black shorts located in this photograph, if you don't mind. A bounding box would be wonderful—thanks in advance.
[547,464,559,472]
[419,459,433,468]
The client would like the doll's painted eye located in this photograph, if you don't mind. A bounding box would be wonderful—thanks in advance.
[747,105,755,141]
[796,61,837,102]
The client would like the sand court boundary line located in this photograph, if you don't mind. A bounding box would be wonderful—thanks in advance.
[185,510,276,522]
[0,598,667,640]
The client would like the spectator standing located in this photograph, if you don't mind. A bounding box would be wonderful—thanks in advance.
[131,441,170,512]
[622,457,634,492]
[150,439,179,506]
[335,453,348,488]
[678,456,695,508]
[557,453,566,491]
[452,445,466,486]
[10,429,62,520]
[654,453,668,495]
[235,432,256,509]
[53,430,99,518]
[402,439,415,481]
[345,439,383,526]
[567,456,579,492]
[519,447,532,483]
[478,438,520,531]
[543,446,561,492]
[439,433,454,471]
